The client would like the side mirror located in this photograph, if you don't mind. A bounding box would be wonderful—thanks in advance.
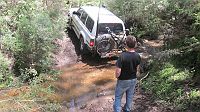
[72,11,81,16]
[125,29,130,36]
[102,5,106,8]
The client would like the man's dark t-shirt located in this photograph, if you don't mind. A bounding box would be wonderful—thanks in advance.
[116,52,141,80]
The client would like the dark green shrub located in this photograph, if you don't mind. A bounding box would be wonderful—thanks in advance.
[0,52,13,88]
[142,62,200,110]
[107,0,163,39]
[0,0,66,82]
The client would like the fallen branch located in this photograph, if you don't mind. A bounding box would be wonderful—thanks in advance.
[0,99,44,103]
[0,99,14,103]
[17,99,44,102]
[137,72,150,93]
[139,72,150,82]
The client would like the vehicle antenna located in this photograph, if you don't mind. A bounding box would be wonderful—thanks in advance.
[95,0,102,38]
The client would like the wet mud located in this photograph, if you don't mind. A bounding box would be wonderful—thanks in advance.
[0,29,170,112]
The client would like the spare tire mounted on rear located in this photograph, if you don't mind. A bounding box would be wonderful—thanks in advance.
[96,34,115,55]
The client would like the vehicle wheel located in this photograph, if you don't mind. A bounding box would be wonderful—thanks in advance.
[67,18,73,30]
[80,38,89,55]
[67,26,72,32]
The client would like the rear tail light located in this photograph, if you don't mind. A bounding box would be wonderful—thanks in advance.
[89,40,94,47]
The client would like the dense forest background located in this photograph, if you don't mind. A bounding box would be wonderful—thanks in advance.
[0,0,200,111]
[107,0,200,111]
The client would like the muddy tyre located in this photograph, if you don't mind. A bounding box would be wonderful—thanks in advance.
[80,39,89,55]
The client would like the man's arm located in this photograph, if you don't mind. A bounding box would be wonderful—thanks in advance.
[115,67,121,78]
[136,65,141,78]
[115,54,122,78]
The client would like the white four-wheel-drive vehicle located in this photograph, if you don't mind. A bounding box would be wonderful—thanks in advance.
[68,6,128,58]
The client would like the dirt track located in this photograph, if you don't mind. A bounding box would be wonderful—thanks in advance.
[52,29,172,112]
[0,29,170,112]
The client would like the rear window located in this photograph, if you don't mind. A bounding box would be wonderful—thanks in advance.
[98,23,123,34]
[86,16,94,32]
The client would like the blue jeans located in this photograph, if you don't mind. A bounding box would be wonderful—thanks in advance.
[113,79,137,112]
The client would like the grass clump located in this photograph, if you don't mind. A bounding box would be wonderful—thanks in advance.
[142,62,200,111]
[0,52,13,88]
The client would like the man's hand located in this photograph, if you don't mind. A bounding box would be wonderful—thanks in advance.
[115,67,121,78]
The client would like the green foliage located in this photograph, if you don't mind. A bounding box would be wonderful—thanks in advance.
[41,103,62,112]
[107,0,164,38]
[69,0,107,7]
[19,68,38,83]
[108,1,200,109]
[174,89,200,111]
[0,0,66,82]
[28,75,62,112]
[5,74,62,112]
[143,62,199,111]
[14,1,55,73]
[0,0,65,111]
[0,52,13,88]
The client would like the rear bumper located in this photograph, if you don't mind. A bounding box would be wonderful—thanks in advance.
[100,49,123,58]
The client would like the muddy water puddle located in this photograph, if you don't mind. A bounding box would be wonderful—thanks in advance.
[0,58,117,111]
[53,60,117,108]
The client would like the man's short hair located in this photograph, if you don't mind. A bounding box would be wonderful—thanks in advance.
[126,35,137,48]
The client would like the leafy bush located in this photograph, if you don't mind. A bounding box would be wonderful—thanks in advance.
[106,0,200,111]
[143,62,199,111]
[0,74,62,112]
[1,0,66,82]
[107,0,164,38]
[69,0,107,7]
[0,52,13,88]
[168,0,200,82]
[0,0,66,111]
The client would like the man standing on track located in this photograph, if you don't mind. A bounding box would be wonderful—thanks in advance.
[113,35,141,112]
